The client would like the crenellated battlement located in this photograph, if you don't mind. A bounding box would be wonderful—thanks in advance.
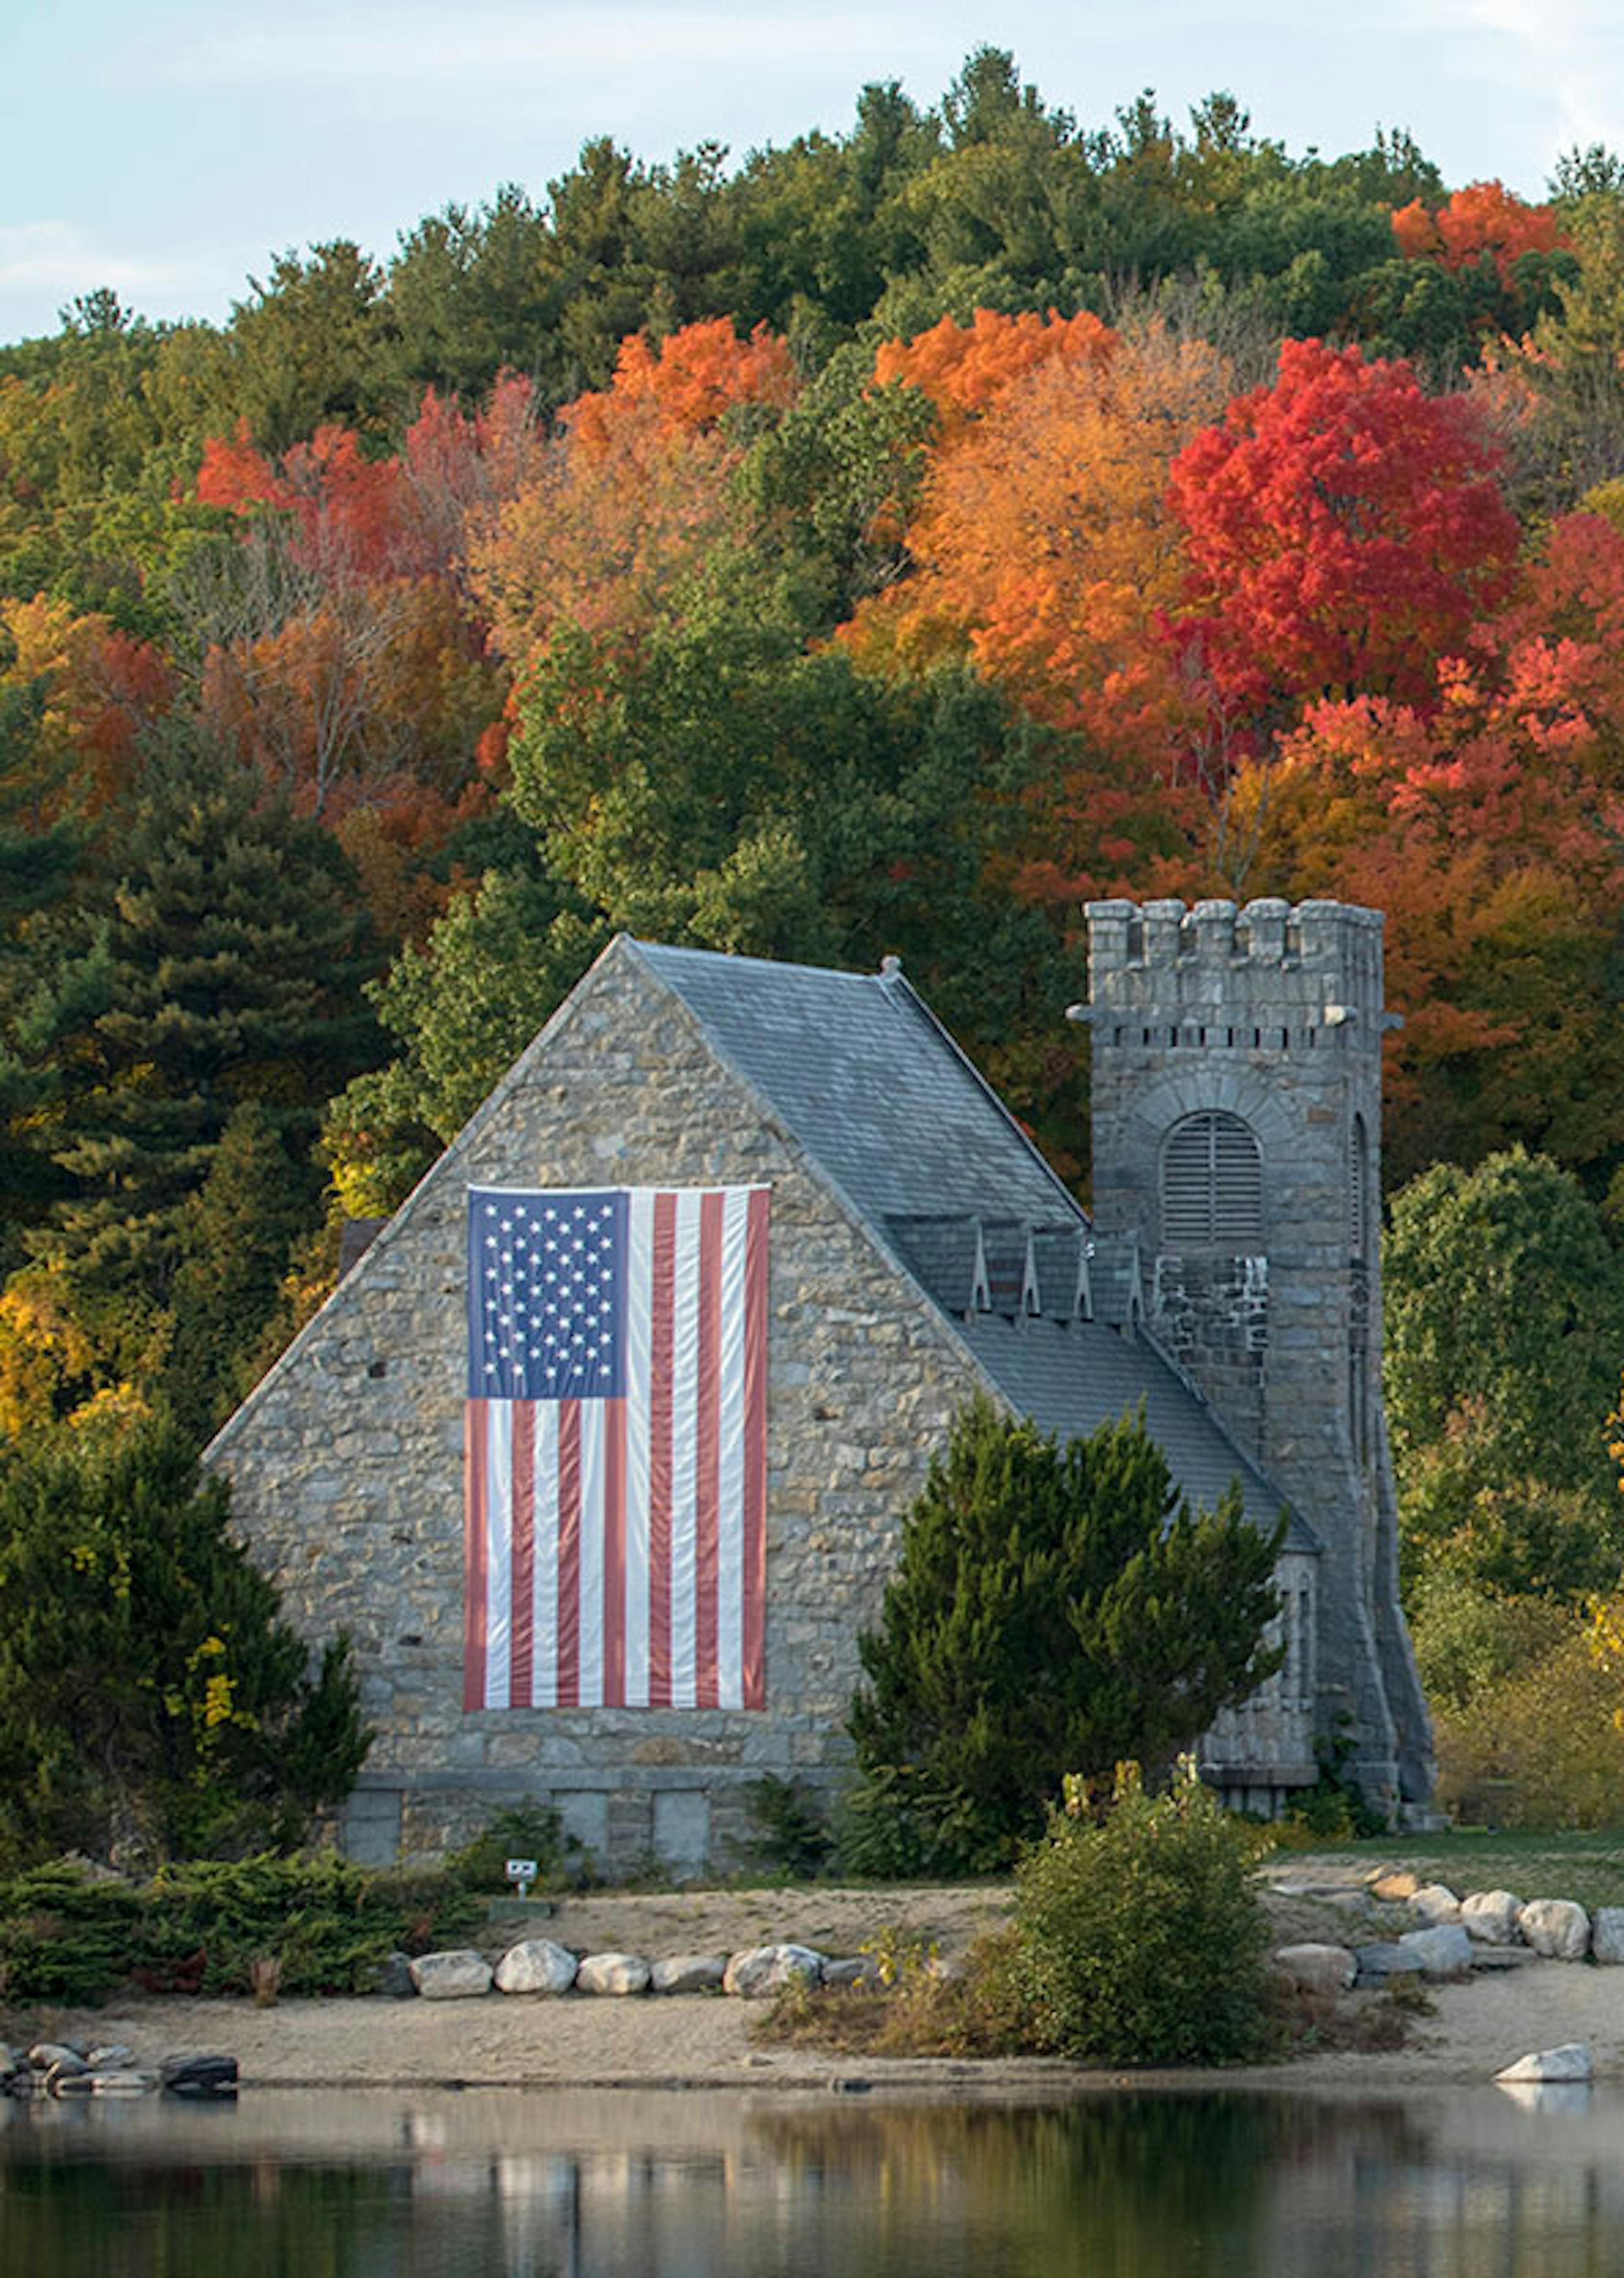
[1080,896,1388,1039]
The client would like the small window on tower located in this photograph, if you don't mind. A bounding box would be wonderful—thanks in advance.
[1161,1111,1264,1249]
[1349,1113,1370,1260]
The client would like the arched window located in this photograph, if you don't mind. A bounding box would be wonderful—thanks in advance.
[1160,1111,1264,1249]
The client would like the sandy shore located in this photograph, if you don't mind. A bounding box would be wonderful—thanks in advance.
[28,1874,1624,2096]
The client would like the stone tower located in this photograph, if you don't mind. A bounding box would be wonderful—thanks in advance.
[1078,896,1432,1811]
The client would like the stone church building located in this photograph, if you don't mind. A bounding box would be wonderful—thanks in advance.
[209,897,1433,1870]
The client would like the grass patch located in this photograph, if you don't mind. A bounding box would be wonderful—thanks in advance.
[1282,1830,1624,1913]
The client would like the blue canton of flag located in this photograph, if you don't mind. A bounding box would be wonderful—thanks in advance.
[467,1189,629,1401]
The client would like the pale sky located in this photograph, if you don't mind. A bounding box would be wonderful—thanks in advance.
[3,0,1622,345]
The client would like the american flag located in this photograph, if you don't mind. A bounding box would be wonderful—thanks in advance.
[463,1184,769,1711]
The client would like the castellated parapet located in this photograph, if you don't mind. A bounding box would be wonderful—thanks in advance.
[1080,896,1432,1811]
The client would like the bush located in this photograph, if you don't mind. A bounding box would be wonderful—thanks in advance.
[1431,1622,1624,1829]
[445,1801,580,1893]
[1406,1571,1624,1828]
[0,1865,145,2004]
[847,1398,1285,1873]
[0,1854,485,2003]
[737,1775,835,1879]
[1014,1764,1274,2065]
[0,1425,370,1870]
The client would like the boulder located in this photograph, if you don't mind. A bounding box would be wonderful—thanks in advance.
[575,1952,651,1996]
[1353,1942,1421,1987]
[88,2071,159,2097]
[1396,1924,1473,1980]
[408,1949,493,2000]
[1591,1907,1624,1965]
[1407,1884,1462,1927]
[1273,1943,1357,1996]
[1370,1870,1421,1902]
[1517,1899,1590,1960]
[161,2053,239,2100]
[375,1951,418,1999]
[821,1955,883,1989]
[494,1938,578,1995]
[85,2044,135,2070]
[1496,2042,1592,2083]
[723,1943,826,1997]
[650,1954,727,1994]
[1460,1891,1523,1945]
[51,2066,157,2099]
[28,2043,85,2074]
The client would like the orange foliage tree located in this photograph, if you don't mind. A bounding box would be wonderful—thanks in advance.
[850,322,1227,757]
[1392,181,1570,285]
[187,385,538,930]
[0,594,172,820]
[469,319,798,671]
[872,307,1116,441]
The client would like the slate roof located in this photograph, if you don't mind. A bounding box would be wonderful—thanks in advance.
[631,939,1314,1553]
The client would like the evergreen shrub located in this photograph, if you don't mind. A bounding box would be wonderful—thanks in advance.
[738,1775,836,1879]
[0,1425,370,1870]
[446,1801,581,1892]
[846,1398,1285,1872]
[0,1855,484,2004]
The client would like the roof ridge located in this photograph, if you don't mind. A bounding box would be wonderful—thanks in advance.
[631,937,883,987]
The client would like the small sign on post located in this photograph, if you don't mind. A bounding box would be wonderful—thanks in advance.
[505,1856,539,1901]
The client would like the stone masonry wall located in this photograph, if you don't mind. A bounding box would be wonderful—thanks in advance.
[1084,896,1434,1810]
[209,939,993,1871]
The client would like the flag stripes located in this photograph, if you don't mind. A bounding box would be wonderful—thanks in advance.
[463,1183,768,1710]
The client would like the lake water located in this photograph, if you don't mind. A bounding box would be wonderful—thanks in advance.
[2,2080,1619,2276]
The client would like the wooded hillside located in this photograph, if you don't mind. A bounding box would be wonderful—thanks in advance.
[5,47,1624,1444]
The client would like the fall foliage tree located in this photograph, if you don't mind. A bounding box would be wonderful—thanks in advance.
[1168,339,1520,725]
[1237,507,1624,1173]
[1391,181,1570,286]
[849,317,1229,772]
[469,319,798,670]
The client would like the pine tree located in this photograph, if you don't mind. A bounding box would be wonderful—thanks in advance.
[163,1097,322,1443]
[846,1399,1285,1870]
[24,734,382,1404]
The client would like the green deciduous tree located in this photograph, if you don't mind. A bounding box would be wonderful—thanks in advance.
[845,1399,1285,1871]
[1385,1157,1621,1549]
[1384,1148,1624,1596]
[325,865,608,1216]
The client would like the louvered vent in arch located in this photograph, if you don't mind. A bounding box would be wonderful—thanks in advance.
[1161,1112,1263,1249]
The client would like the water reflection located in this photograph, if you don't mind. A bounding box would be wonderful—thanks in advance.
[4,2083,1624,2277]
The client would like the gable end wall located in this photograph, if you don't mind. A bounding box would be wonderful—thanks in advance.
[209,939,993,1869]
